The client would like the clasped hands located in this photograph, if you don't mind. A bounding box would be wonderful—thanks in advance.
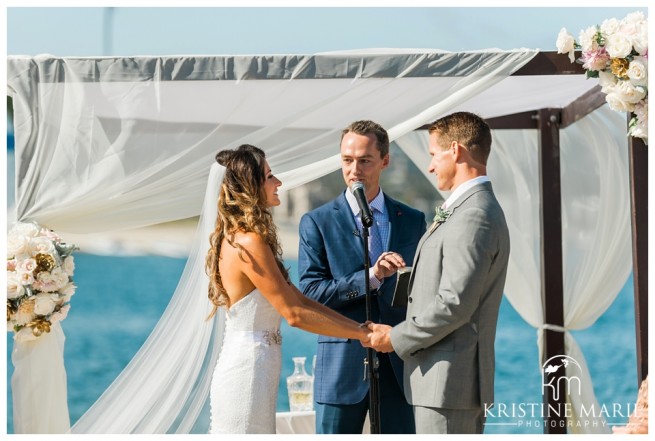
[359,251,404,353]
[360,322,394,353]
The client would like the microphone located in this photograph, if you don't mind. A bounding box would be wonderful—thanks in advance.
[351,181,374,227]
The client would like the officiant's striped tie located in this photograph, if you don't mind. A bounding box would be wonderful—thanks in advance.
[369,207,385,265]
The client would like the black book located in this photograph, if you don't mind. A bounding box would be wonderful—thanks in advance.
[391,266,412,308]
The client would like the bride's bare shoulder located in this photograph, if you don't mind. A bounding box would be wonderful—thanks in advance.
[227,231,268,253]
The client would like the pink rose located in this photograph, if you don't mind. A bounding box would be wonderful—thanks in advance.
[580,47,610,71]
[39,228,62,242]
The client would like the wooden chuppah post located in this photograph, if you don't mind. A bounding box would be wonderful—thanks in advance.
[536,108,567,434]
[627,132,648,385]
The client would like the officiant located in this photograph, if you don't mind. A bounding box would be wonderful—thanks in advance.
[297,120,426,434]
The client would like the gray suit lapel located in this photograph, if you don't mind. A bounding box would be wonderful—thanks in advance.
[408,181,493,293]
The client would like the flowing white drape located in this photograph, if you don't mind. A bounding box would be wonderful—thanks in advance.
[8,50,541,433]
[8,50,539,233]
[395,105,631,433]
[10,322,70,433]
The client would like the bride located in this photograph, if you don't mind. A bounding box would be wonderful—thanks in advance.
[206,144,371,434]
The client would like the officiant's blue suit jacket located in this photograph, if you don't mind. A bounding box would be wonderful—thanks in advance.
[298,191,426,405]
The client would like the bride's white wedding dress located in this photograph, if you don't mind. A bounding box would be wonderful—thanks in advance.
[209,288,282,434]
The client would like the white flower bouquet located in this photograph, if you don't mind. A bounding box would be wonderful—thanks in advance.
[556,11,648,143]
[7,221,78,342]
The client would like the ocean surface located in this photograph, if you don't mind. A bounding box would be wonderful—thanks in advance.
[6,253,638,434]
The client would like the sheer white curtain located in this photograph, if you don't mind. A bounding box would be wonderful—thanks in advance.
[7,50,538,433]
[395,105,631,433]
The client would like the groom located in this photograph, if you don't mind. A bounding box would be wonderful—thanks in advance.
[298,120,425,434]
[365,112,510,434]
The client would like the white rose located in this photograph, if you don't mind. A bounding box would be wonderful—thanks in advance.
[556,28,576,63]
[7,235,30,259]
[619,12,644,38]
[7,272,26,299]
[600,18,621,36]
[624,11,646,25]
[578,26,599,52]
[631,26,648,55]
[605,90,635,113]
[628,57,648,87]
[60,282,77,302]
[10,222,41,238]
[17,258,37,275]
[605,34,633,59]
[62,256,75,276]
[615,80,647,104]
[598,70,618,90]
[29,237,56,257]
[634,99,648,121]
[630,121,648,141]
[50,304,70,324]
[18,271,35,286]
[33,293,58,316]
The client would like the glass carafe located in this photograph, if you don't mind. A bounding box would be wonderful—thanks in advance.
[286,356,314,412]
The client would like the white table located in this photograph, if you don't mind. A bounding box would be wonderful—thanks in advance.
[275,411,370,434]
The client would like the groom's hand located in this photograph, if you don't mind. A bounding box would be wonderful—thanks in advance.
[363,323,394,353]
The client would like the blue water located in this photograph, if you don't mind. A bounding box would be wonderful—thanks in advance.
[6,253,638,434]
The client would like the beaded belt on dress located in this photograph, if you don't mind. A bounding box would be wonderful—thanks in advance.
[227,329,283,345]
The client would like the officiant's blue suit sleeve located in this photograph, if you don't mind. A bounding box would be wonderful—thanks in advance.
[298,211,369,309]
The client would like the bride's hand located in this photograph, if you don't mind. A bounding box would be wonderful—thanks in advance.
[360,332,373,347]
[358,321,374,346]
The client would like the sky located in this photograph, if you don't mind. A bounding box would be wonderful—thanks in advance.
[2,2,650,206]
[5,3,650,57]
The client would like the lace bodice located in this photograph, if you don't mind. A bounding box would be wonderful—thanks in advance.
[224,289,281,332]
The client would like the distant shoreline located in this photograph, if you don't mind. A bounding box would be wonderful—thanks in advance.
[64,217,301,261]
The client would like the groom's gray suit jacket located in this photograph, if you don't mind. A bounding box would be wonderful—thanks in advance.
[390,181,510,410]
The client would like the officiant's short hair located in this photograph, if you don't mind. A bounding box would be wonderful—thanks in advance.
[429,112,491,165]
[341,120,390,158]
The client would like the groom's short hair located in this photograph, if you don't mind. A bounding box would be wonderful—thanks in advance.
[429,112,492,165]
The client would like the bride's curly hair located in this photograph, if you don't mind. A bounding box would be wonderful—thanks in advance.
[205,144,289,318]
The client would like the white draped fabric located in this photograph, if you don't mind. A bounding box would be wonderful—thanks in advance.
[8,50,539,233]
[6,49,628,434]
[395,105,631,433]
[10,322,70,433]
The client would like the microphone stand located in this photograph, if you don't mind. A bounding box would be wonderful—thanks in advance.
[360,215,381,434]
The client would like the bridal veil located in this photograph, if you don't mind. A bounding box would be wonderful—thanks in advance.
[71,163,226,433]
